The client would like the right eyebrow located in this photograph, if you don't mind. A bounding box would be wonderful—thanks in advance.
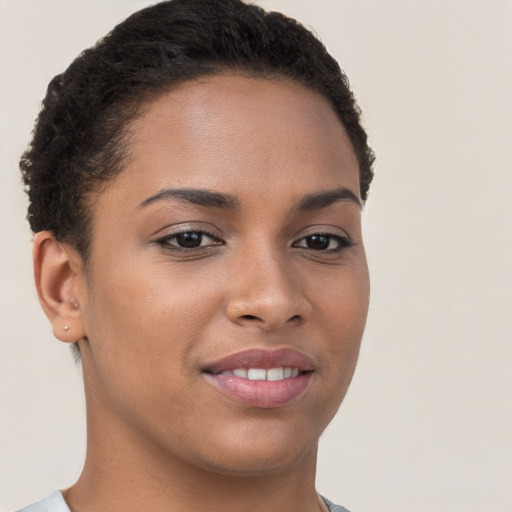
[138,188,240,210]
[296,187,362,211]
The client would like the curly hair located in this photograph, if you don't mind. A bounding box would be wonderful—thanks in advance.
[20,0,375,259]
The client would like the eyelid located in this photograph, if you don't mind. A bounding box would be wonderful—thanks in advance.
[291,224,352,241]
[152,222,221,238]
[161,231,220,247]
[153,223,225,250]
[293,233,353,251]
[290,224,355,253]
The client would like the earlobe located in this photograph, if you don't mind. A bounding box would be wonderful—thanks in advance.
[33,231,86,343]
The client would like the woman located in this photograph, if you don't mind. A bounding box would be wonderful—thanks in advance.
[17,0,374,510]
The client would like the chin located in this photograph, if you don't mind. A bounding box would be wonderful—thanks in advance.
[187,417,321,477]
[199,445,317,478]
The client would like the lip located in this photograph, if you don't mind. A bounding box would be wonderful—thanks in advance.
[202,347,314,408]
[203,347,315,373]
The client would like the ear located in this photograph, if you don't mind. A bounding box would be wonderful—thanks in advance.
[33,231,86,343]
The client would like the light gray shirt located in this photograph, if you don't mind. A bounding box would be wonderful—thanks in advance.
[15,490,351,512]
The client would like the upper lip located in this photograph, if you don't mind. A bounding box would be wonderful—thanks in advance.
[202,347,315,374]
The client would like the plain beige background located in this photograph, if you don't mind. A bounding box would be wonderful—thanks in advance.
[1,1,511,511]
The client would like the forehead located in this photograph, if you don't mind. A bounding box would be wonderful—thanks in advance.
[103,74,360,208]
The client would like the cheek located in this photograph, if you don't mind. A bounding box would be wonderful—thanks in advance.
[81,257,224,386]
[79,265,216,435]
[316,257,370,334]
[86,255,211,334]
[303,272,369,441]
[313,260,369,389]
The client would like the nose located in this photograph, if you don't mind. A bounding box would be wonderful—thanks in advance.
[225,246,311,331]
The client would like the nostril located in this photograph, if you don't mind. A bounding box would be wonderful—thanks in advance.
[239,314,302,324]
[241,315,259,321]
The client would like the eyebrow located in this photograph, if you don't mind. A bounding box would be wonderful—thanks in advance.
[138,188,240,209]
[296,187,361,211]
[138,186,360,212]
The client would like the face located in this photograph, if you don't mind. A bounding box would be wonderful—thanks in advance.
[76,74,369,476]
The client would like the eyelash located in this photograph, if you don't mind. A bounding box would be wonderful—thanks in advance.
[156,228,223,251]
[292,233,354,252]
[155,230,353,254]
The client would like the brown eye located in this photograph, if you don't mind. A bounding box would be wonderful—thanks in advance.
[157,230,223,251]
[304,235,330,250]
[293,234,353,252]
[175,232,203,248]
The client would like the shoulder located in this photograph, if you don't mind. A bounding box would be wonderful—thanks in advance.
[321,495,353,512]
[13,491,70,512]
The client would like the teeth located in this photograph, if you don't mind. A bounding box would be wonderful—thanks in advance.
[220,367,301,381]
[267,367,284,381]
[247,368,266,380]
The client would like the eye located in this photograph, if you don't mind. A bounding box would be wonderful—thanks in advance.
[293,233,353,252]
[156,230,223,250]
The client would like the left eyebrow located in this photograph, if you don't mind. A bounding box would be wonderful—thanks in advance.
[296,187,361,211]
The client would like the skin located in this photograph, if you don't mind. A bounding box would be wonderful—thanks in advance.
[34,74,370,512]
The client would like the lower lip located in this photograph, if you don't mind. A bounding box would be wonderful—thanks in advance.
[204,373,312,408]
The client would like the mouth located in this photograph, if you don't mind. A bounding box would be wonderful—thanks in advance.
[216,367,301,380]
[202,348,315,408]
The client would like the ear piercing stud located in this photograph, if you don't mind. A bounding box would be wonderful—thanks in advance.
[63,300,79,332]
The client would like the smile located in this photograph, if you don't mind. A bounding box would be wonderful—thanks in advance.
[218,367,300,380]
[203,348,314,408]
